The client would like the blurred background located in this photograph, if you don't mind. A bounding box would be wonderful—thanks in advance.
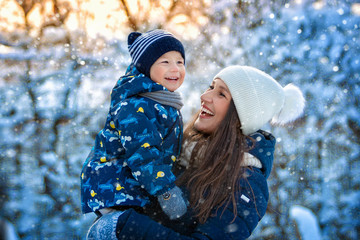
[0,0,359,239]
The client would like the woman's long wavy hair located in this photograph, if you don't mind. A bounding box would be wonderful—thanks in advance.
[176,100,254,224]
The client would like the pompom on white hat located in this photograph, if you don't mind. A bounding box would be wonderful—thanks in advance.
[214,65,305,135]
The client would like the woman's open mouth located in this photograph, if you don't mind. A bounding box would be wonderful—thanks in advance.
[200,106,214,118]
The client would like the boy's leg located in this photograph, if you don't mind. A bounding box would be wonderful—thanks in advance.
[87,211,124,240]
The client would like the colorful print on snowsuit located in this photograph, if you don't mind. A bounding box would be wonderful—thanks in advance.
[80,65,183,214]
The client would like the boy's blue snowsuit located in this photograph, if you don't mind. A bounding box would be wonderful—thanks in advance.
[114,130,275,240]
[81,65,183,214]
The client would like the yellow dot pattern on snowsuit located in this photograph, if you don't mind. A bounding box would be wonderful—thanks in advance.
[110,121,115,129]
[116,183,124,191]
[171,155,176,162]
[91,190,97,197]
[141,143,150,148]
[100,156,106,162]
[137,107,144,113]
[156,171,165,179]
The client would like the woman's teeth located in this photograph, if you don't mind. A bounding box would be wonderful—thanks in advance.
[201,107,214,116]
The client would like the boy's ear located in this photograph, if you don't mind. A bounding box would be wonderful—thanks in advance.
[128,32,142,46]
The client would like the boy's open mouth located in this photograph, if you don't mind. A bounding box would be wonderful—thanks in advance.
[165,77,179,81]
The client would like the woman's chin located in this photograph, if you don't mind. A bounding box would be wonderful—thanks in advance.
[194,119,213,134]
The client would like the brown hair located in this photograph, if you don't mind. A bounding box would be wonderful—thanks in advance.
[176,100,254,224]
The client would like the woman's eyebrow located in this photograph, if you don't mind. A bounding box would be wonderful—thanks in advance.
[219,85,231,94]
[213,78,231,94]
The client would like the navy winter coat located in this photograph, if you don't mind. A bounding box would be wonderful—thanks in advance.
[81,65,183,214]
[115,130,275,239]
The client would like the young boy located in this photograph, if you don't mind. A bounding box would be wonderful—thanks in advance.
[81,29,187,222]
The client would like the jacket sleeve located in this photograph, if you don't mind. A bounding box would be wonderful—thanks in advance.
[113,101,176,196]
[116,209,210,240]
[248,130,275,179]
[193,168,269,240]
[116,168,269,240]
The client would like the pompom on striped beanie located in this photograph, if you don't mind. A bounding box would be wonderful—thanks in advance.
[128,29,185,77]
[214,65,305,135]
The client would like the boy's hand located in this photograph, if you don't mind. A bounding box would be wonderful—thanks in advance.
[157,186,187,220]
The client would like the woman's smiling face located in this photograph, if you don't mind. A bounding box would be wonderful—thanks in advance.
[194,78,232,134]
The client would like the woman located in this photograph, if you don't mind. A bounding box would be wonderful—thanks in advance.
[87,65,305,240]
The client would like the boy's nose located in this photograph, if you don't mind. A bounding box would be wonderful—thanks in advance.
[169,62,179,71]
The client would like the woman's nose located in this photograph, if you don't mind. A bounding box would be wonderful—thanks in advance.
[200,91,212,103]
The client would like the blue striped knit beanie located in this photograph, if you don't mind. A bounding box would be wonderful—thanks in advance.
[128,29,185,77]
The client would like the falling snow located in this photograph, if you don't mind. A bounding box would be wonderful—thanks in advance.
[0,1,359,239]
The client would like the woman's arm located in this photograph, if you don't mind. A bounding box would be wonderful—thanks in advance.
[194,168,269,240]
[116,168,268,240]
[116,209,209,240]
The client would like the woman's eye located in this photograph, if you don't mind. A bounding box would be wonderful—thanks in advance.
[177,61,184,65]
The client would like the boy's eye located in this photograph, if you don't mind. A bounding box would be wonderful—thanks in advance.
[177,61,184,65]
[208,85,214,90]
[162,60,169,63]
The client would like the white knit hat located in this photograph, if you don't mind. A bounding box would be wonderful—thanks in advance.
[214,65,305,135]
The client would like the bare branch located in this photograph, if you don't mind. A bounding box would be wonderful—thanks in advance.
[120,0,138,31]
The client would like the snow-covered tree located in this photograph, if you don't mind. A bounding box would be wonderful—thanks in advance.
[236,2,360,239]
[186,0,360,239]
[0,1,129,238]
[1,0,359,239]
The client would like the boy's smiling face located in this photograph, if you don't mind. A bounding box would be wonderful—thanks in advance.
[149,51,185,92]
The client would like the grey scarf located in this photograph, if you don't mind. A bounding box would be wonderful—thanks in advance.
[139,90,184,110]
